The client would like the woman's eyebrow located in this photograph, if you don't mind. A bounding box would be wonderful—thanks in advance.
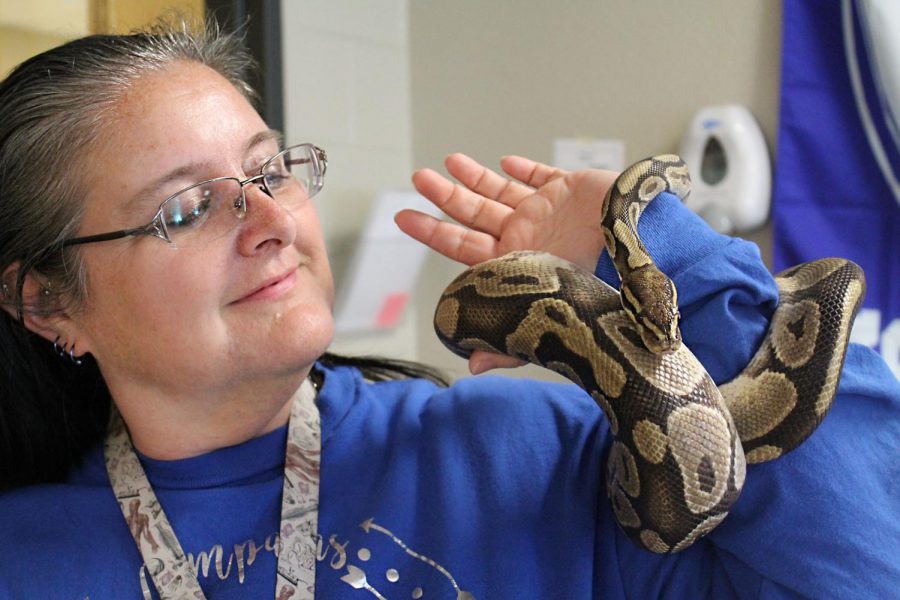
[125,130,284,213]
[126,162,215,213]
[244,129,283,154]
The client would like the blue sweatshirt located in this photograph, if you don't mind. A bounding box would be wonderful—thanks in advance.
[1,195,897,599]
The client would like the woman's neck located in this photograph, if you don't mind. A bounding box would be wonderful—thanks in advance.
[109,371,307,460]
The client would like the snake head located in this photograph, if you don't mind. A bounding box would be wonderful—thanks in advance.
[620,267,681,354]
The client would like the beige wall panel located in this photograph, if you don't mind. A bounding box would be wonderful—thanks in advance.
[0,27,70,77]
[0,0,204,77]
[0,0,89,36]
[91,0,204,32]
[0,0,89,76]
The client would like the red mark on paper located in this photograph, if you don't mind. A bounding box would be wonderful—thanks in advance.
[376,292,408,328]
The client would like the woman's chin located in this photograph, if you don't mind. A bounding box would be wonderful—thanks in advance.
[272,309,335,369]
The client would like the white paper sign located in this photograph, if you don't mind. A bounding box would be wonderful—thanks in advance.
[553,138,625,172]
[332,190,442,334]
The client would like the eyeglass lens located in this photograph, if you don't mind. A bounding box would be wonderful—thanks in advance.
[158,144,322,246]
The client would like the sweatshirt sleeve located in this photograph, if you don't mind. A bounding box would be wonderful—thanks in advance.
[595,191,778,385]
[595,193,900,598]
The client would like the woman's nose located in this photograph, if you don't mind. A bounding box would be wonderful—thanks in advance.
[235,182,298,256]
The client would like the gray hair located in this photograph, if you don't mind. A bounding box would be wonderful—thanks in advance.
[0,19,256,318]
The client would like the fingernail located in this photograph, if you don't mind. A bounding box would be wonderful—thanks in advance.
[470,358,485,375]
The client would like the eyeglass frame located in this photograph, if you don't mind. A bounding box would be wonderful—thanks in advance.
[61,143,327,247]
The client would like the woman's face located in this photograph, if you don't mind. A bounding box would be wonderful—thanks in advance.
[67,61,334,399]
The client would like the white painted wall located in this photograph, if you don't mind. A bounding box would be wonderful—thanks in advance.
[280,0,421,360]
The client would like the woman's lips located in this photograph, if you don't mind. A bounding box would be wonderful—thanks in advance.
[233,267,299,304]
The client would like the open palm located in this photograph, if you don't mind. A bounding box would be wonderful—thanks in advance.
[397,153,618,273]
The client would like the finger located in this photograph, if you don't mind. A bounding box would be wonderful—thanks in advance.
[468,350,527,375]
[394,209,500,266]
[412,167,512,238]
[500,155,569,189]
[444,153,534,208]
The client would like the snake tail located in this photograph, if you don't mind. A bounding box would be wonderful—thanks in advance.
[719,258,866,463]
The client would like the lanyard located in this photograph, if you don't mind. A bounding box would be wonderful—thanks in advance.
[104,378,321,600]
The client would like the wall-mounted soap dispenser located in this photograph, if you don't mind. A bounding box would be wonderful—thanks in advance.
[678,104,771,233]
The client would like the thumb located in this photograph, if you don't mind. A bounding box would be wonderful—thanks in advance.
[468,349,527,375]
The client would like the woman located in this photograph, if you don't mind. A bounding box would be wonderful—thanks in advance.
[0,21,897,600]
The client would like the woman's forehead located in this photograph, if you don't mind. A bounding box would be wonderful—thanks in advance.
[119,62,264,147]
[89,62,270,194]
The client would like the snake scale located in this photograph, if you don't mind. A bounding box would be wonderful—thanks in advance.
[433,155,866,553]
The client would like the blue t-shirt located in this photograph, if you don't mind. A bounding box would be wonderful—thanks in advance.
[0,195,897,599]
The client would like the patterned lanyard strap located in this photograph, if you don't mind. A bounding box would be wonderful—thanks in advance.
[104,378,321,600]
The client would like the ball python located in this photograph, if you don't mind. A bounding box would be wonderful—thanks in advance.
[433,155,866,553]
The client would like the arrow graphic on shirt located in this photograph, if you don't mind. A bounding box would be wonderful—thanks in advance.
[359,518,475,600]
[340,564,387,600]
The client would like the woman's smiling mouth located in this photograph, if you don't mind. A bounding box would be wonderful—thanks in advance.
[232,267,299,304]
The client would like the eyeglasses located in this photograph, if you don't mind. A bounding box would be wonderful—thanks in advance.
[62,143,327,249]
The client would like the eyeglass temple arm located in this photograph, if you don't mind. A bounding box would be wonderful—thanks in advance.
[62,225,157,247]
[285,147,326,173]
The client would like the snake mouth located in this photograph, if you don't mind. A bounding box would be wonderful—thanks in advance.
[639,322,681,354]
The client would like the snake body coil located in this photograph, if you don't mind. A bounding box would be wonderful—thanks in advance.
[434,155,865,553]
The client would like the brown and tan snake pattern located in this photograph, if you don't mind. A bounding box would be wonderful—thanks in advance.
[433,155,865,553]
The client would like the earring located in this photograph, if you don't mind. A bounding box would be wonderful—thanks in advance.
[38,277,52,298]
[1,282,9,298]
[68,343,83,366]
[53,335,65,357]
[53,335,84,366]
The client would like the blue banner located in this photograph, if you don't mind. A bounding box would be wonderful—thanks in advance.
[773,0,900,377]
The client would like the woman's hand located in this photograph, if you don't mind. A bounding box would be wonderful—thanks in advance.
[396,153,619,373]
[398,153,617,272]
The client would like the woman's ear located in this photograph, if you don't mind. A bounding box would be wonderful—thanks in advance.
[1,265,81,348]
